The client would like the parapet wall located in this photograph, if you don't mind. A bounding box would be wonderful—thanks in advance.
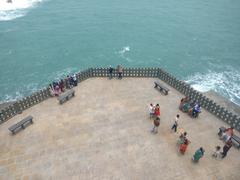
[1,67,239,131]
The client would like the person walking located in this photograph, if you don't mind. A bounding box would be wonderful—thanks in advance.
[221,140,232,158]
[108,65,114,79]
[192,147,205,162]
[151,117,160,134]
[171,114,180,132]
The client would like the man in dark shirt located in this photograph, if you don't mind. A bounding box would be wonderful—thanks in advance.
[109,66,114,79]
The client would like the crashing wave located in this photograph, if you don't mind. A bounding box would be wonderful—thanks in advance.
[0,0,43,21]
[185,69,240,106]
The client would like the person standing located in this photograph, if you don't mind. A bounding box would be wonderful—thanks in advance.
[154,104,160,118]
[59,79,65,92]
[221,127,234,142]
[171,114,180,132]
[221,140,232,158]
[108,66,114,79]
[192,147,205,162]
[179,139,189,154]
[117,65,123,79]
[151,117,160,134]
[177,132,187,145]
[149,103,155,119]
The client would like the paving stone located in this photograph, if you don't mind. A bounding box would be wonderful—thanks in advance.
[0,78,239,180]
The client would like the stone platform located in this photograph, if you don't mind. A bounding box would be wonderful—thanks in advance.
[0,78,239,180]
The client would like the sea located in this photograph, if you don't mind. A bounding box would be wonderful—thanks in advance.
[0,0,240,105]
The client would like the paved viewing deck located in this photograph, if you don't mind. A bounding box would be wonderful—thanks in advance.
[0,78,239,180]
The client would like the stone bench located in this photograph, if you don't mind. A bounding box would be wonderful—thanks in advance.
[58,89,75,104]
[8,115,33,134]
[218,126,240,149]
[154,82,169,95]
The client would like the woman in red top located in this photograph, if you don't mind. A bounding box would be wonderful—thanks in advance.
[179,139,190,154]
[154,104,160,117]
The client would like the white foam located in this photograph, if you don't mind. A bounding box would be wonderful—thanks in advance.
[117,46,133,62]
[0,0,43,21]
[119,46,130,55]
[185,69,240,105]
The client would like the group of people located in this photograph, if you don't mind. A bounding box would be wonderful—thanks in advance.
[49,74,78,96]
[148,99,235,163]
[179,97,201,118]
[149,104,161,133]
[108,65,123,79]
[49,80,65,96]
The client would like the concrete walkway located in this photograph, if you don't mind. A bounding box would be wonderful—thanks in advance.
[0,78,239,180]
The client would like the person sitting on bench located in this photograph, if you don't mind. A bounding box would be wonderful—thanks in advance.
[179,97,189,111]
[221,127,234,142]
[192,104,201,118]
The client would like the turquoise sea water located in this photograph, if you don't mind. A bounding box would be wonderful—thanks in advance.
[0,0,240,105]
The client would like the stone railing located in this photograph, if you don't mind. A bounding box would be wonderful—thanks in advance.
[0,67,239,132]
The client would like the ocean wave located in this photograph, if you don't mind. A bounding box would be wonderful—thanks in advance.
[117,46,133,62]
[0,0,43,21]
[185,70,240,105]
[1,83,39,103]
[119,46,130,55]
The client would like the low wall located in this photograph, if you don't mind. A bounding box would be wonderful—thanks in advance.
[1,67,239,131]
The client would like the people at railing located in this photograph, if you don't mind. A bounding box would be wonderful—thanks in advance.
[59,79,65,92]
[108,65,114,79]
[117,65,123,79]
[67,74,78,88]
[72,74,78,86]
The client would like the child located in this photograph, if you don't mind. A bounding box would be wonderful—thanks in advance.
[212,146,221,158]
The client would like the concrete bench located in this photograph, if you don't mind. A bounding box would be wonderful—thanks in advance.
[8,115,33,134]
[58,89,75,104]
[218,126,240,149]
[154,82,169,95]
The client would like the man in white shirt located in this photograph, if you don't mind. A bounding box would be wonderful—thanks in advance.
[149,103,155,119]
[171,114,180,132]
